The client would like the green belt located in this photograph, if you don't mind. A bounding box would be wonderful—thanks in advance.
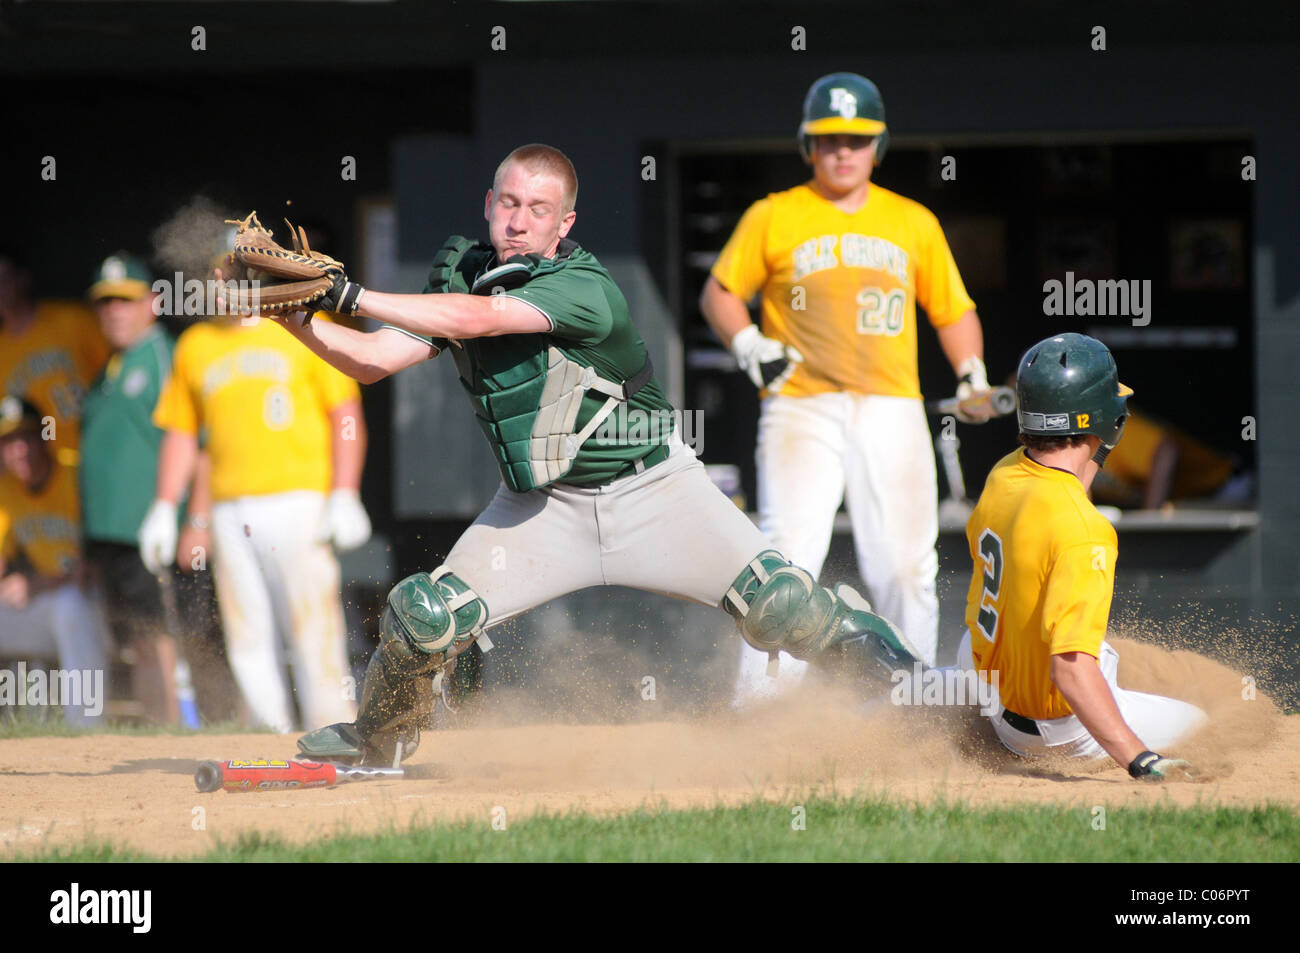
[606,443,670,484]
[1000,708,1041,735]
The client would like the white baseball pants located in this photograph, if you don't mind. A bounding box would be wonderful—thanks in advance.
[211,490,357,733]
[953,629,1208,760]
[442,432,774,625]
[736,392,940,705]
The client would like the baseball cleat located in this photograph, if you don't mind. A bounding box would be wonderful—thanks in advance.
[827,583,927,688]
[297,721,420,767]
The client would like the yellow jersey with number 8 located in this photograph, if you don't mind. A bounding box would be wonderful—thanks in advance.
[153,318,359,502]
[710,182,974,398]
[964,449,1118,721]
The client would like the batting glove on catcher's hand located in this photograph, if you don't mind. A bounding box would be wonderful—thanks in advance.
[953,355,995,424]
[1129,750,1195,781]
[139,499,178,575]
[730,324,803,394]
[310,272,366,319]
[325,489,372,552]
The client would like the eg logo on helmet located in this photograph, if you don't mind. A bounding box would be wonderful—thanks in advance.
[830,88,858,119]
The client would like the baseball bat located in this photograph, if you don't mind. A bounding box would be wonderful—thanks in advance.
[194,758,403,793]
[927,386,1017,419]
[155,570,201,729]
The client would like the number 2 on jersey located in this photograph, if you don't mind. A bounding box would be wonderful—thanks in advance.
[975,528,1004,642]
[855,287,905,336]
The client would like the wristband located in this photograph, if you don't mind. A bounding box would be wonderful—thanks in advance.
[1128,750,1161,778]
[187,514,210,531]
[337,281,364,316]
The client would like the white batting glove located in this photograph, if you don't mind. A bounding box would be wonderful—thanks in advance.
[325,488,372,552]
[730,325,803,394]
[953,356,994,423]
[138,499,178,575]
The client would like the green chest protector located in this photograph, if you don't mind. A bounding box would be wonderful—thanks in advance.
[426,236,653,492]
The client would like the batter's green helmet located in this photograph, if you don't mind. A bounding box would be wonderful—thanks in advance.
[798,72,888,165]
[1016,333,1133,448]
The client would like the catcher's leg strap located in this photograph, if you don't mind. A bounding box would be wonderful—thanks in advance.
[723,550,924,686]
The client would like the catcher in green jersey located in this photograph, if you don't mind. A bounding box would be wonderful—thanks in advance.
[261,144,924,765]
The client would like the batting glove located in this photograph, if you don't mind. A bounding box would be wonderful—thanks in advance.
[1129,750,1195,781]
[139,499,179,575]
[325,489,372,552]
[730,324,803,394]
[953,355,995,424]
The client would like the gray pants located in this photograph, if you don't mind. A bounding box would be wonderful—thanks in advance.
[445,435,772,628]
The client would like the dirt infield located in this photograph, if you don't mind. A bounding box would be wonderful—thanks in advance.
[1,640,1295,858]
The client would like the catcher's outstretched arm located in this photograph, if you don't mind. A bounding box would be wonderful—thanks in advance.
[359,289,550,340]
[279,313,433,384]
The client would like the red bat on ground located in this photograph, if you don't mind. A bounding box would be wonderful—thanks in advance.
[194,758,403,793]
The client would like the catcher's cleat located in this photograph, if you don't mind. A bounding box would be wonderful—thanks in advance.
[818,584,927,689]
[297,722,420,767]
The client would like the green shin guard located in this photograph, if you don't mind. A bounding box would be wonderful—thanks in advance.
[297,623,437,766]
[352,642,438,764]
[299,567,490,765]
[724,551,924,688]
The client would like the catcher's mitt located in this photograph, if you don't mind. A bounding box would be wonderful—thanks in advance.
[216,212,347,316]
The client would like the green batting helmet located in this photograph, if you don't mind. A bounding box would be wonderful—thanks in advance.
[1016,333,1133,448]
[798,72,888,165]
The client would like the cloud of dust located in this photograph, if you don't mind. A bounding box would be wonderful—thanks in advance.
[150,196,236,283]
[427,609,1292,794]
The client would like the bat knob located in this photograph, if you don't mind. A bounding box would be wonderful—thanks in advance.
[195,760,224,793]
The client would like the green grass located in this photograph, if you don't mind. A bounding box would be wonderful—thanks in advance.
[0,714,272,739]
[14,798,1300,863]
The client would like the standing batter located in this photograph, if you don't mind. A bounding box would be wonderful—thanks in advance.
[140,312,371,732]
[955,333,1205,777]
[268,144,922,766]
[702,72,992,702]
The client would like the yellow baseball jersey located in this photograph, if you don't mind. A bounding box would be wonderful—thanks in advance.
[0,462,82,579]
[964,449,1118,721]
[153,318,359,502]
[0,301,111,463]
[710,182,975,398]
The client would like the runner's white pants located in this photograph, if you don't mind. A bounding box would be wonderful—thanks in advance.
[211,490,357,733]
[736,392,940,704]
[953,629,1208,760]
